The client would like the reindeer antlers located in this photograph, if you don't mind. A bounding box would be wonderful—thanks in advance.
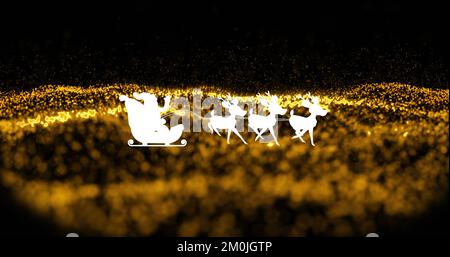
[299,92,312,100]
[299,92,312,108]
[299,92,320,107]
[257,91,278,102]
[220,93,240,108]
[218,93,232,102]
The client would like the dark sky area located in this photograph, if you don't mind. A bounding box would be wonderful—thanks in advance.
[0,1,448,89]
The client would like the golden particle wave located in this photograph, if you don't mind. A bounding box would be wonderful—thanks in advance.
[0,83,448,236]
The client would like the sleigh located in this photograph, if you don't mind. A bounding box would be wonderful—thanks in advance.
[120,94,187,147]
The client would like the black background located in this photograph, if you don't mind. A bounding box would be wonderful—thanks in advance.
[0,0,448,236]
[0,0,448,90]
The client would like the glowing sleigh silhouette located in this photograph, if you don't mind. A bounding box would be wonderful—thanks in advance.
[119,92,187,147]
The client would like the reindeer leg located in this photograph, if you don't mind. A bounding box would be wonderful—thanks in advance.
[255,128,268,140]
[292,129,306,142]
[255,130,261,140]
[249,125,258,140]
[309,128,315,146]
[208,123,214,134]
[269,126,280,146]
[208,122,221,136]
[298,129,306,143]
[227,129,231,144]
[214,128,222,136]
[251,127,262,141]
[231,127,247,144]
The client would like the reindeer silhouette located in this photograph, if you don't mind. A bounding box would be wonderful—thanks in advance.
[208,95,247,144]
[289,92,328,146]
[248,92,287,146]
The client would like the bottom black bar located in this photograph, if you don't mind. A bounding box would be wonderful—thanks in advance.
[3,237,447,256]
